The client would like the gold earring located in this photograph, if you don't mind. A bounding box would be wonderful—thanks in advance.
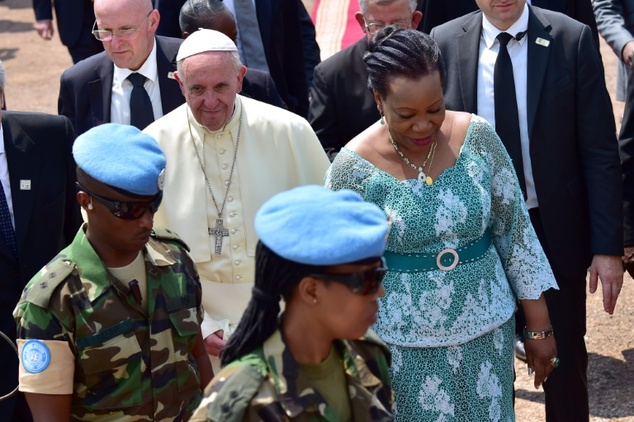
[313,298,317,304]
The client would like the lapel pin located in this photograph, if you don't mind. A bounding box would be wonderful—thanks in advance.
[536,37,550,47]
[20,180,31,190]
[167,72,176,80]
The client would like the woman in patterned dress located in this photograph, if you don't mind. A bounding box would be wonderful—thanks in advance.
[325,27,559,421]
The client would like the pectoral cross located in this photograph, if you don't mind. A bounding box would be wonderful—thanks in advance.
[209,218,229,255]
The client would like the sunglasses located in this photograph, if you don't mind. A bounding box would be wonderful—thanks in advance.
[308,257,388,295]
[77,182,163,220]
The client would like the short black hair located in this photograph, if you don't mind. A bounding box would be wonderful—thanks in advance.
[179,0,227,35]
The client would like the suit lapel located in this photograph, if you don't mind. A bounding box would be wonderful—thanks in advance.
[89,57,114,126]
[156,37,182,115]
[2,114,41,256]
[457,13,482,114]
[526,7,553,138]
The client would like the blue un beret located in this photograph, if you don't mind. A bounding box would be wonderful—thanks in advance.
[72,124,166,197]
[255,185,388,266]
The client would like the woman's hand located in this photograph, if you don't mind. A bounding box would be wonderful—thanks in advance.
[524,335,558,388]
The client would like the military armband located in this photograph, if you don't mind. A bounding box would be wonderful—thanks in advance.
[151,226,190,251]
[24,259,76,309]
[206,365,265,422]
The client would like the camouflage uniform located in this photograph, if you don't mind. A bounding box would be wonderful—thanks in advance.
[13,226,204,421]
[190,328,393,422]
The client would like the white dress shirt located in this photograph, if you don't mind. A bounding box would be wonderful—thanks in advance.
[110,38,164,125]
[477,4,538,209]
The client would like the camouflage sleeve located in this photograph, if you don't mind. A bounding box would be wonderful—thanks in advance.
[15,300,73,344]
[14,259,77,347]
[351,331,393,410]
[177,245,203,324]
[189,363,266,422]
[152,231,204,324]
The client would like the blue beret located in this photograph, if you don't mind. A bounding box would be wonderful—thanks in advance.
[255,185,388,265]
[72,124,166,197]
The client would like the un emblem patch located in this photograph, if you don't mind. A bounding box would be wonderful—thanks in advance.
[21,340,51,373]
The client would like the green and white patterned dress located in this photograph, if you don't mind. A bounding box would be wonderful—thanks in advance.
[325,115,557,421]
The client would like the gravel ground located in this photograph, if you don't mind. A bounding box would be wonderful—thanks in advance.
[0,0,632,420]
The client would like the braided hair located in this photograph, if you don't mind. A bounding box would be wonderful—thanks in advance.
[220,241,318,366]
[363,26,446,98]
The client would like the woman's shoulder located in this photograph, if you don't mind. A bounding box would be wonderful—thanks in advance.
[345,121,384,158]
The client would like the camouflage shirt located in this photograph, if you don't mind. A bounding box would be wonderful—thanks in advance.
[190,328,393,422]
[13,226,204,421]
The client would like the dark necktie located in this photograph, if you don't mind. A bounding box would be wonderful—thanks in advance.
[233,0,270,72]
[127,72,154,130]
[494,32,526,198]
[0,181,18,259]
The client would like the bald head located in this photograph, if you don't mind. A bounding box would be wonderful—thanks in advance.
[93,0,159,70]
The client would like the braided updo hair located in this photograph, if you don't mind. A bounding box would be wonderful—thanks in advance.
[364,26,446,98]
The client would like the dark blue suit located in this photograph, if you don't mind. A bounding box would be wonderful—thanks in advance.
[255,0,319,117]
[0,112,81,421]
[418,0,599,46]
[242,68,287,109]
[154,0,319,116]
[58,36,184,137]
[308,38,378,160]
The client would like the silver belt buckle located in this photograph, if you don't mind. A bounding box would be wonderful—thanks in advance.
[436,248,459,271]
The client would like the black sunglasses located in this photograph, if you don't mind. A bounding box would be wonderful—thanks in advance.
[77,182,163,220]
[308,257,388,295]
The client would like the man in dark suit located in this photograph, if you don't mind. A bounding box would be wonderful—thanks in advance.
[431,3,623,421]
[155,0,318,116]
[0,61,81,422]
[178,0,286,109]
[58,0,183,136]
[33,0,103,64]
[156,0,187,38]
[308,0,422,160]
[254,0,320,117]
[594,0,634,279]
[418,0,599,46]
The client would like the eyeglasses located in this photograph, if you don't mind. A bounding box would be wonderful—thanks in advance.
[308,258,388,295]
[77,182,162,220]
[92,11,152,41]
[364,21,411,35]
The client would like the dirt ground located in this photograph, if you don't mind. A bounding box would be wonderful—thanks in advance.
[0,0,632,420]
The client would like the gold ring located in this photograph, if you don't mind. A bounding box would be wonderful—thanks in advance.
[550,357,560,368]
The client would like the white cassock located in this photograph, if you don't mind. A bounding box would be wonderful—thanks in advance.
[145,95,330,371]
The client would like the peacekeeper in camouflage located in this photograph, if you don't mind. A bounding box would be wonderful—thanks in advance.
[190,186,394,422]
[13,124,213,421]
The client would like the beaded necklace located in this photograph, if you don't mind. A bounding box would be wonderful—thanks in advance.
[388,129,438,185]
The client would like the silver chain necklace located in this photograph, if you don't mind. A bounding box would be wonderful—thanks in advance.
[388,128,437,185]
[187,107,243,255]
